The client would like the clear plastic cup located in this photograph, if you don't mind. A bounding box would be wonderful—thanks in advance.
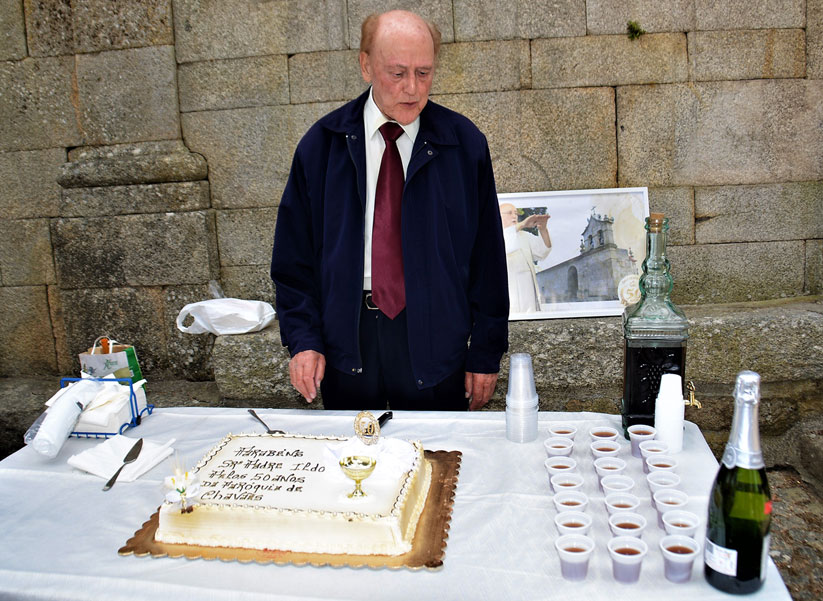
[608,512,647,538]
[646,454,678,474]
[555,534,595,581]
[646,471,681,504]
[594,457,627,479]
[550,472,585,493]
[553,491,589,513]
[589,425,619,441]
[544,436,573,457]
[659,535,701,583]
[607,536,648,583]
[545,456,578,477]
[604,492,641,515]
[554,510,593,536]
[590,439,620,458]
[639,440,669,473]
[549,424,577,439]
[662,510,700,537]
[653,489,689,528]
[601,474,635,495]
[627,424,656,458]
[506,353,538,408]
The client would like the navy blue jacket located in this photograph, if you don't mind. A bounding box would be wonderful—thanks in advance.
[271,89,509,388]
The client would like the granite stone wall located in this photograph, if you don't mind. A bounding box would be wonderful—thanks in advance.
[0,0,820,399]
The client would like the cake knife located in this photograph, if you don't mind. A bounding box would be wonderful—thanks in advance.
[102,437,143,491]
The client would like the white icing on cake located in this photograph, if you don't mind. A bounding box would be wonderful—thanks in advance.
[155,432,431,556]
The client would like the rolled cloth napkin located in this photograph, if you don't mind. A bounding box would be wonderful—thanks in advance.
[68,435,175,482]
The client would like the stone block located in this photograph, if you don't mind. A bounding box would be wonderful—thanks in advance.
[75,46,180,146]
[453,0,585,41]
[163,285,214,380]
[216,208,277,267]
[347,0,455,48]
[221,265,276,304]
[689,29,806,81]
[182,101,342,209]
[669,240,805,304]
[810,0,823,78]
[532,33,687,89]
[52,212,217,288]
[1,0,26,59]
[58,142,207,188]
[0,219,55,285]
[695,0,805,30]
[288,50,365,104]
[586,0,695,34]
[431,40,529,95]
[59,286,169,374]
[211,323,300,404]
[808,241,823,295]
[23,0,73,57]
[0,286,57,375]
[71,0,173,54]
[60,181,210,217]
[617,80,823,187]
[174,0,347,63]
[0,148,65,218]
[648,187,694,246]
[695,182,823,244]
[47,285,73,375]
[178,55,290,113]
[0,56,81,151]
[434,88,616,193]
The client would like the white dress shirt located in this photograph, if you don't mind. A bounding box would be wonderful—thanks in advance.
[362,87,420,290]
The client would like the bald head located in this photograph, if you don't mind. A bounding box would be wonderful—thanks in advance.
[358,10,440,125]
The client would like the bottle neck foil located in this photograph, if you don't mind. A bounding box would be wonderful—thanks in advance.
[722,386,764,470]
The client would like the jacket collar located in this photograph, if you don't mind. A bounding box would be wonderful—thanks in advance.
[319,87,459,147]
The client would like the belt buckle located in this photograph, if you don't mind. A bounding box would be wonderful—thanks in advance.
[364,292,379,310]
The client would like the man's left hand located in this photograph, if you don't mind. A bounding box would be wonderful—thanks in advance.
[465,372,499,411]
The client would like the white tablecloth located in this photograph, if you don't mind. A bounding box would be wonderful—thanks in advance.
[0,408,791,601]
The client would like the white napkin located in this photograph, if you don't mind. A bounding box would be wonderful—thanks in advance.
[68,435,175,482]
[323,436,416,485]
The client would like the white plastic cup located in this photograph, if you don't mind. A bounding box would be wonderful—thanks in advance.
[545,456,578,476]
[608,512,647,538]
[554,511,593,536]
[607,536,648,583]
[601,475,635,495]
[604,492,641,515]
[662,510,700,538]
[639,440,669,473]
[591,439,620,458]
[544,436,574,457]
[549,424,577,439]
[659,535,701,583]
[555,534,595,581]
[647,471,681,505]
[553,491,589,513]
[594,457,628,479]
[550,472,585,493]
[646,454,678,474]
[653,489,689,528]
[589,425,619,441]
[627,424,656,458]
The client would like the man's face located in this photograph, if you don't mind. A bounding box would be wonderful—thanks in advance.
[359,17,434,125]
[500,204,518,228]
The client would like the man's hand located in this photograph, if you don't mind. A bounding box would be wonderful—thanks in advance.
[289,350,326,403]
[464,372,499,411]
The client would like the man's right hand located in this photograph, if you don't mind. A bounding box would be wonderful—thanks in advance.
[289,350,326,403]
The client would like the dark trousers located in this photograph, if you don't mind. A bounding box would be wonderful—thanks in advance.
[320,297,468,411]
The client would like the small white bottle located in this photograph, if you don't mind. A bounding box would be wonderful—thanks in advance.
[654,373,685,453]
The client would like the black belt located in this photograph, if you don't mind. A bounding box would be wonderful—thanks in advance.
[363,291,379,310]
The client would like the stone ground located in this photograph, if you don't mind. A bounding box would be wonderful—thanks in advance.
[1,377,820,600]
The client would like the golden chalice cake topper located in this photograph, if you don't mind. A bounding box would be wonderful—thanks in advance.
[354,411,381,445]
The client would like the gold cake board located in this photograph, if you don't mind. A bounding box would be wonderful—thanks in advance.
[119,450,461,570]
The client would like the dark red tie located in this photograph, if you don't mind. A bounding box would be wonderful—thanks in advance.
[372,122,406,319]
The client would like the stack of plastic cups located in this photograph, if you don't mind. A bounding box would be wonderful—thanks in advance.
[506,353,539,442]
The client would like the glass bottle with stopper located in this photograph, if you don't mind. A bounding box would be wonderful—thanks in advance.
[621,212,688,438]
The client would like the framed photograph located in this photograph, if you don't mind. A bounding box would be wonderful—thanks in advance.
[498,187,649,320]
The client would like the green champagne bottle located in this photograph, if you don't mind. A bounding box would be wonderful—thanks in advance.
[704,371,772,594]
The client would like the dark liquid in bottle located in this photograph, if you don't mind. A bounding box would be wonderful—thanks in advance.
[622,343,685,436]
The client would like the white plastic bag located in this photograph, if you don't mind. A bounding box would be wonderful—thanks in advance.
[176,298,275,335]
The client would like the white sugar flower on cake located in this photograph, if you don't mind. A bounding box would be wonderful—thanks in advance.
[164,455,201,513]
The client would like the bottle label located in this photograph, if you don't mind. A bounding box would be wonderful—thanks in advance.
[704,539,738,576]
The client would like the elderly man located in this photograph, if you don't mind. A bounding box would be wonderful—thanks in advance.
[271,10,508,411]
